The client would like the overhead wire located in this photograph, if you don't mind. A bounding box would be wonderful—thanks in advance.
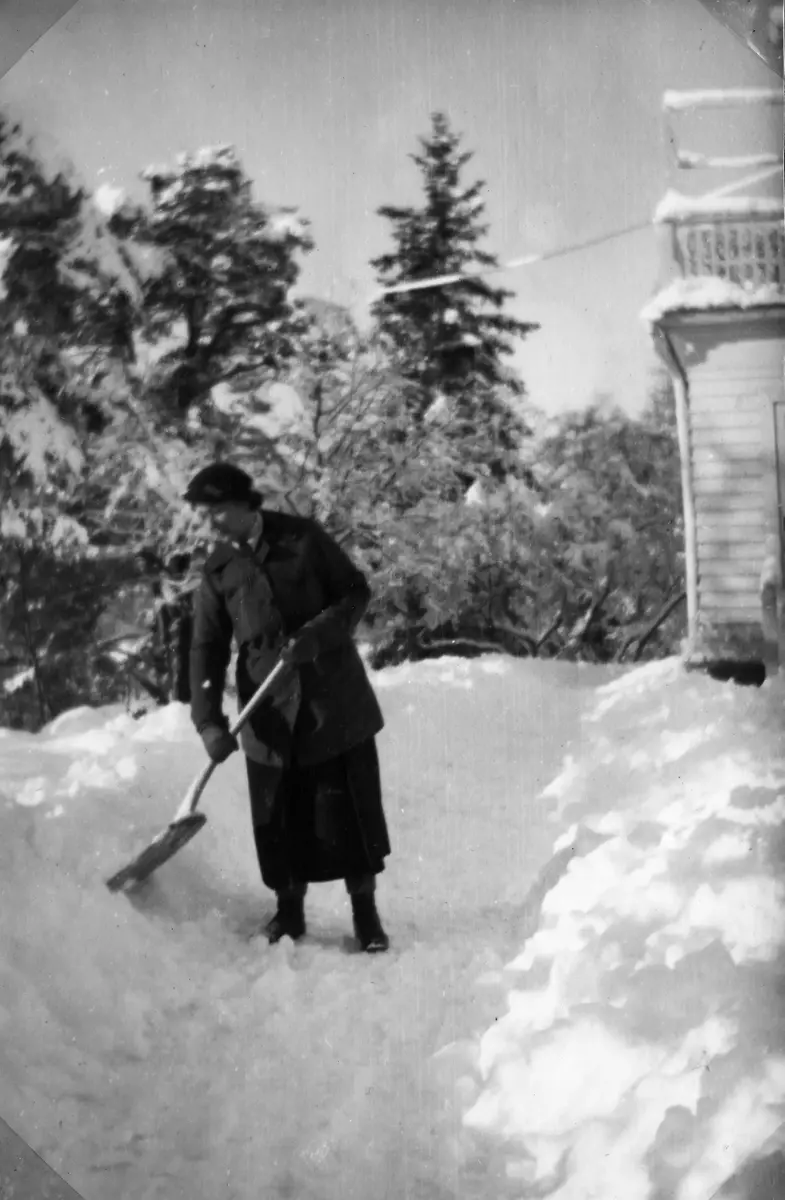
[372,217,654,301]
[373,165,782,301]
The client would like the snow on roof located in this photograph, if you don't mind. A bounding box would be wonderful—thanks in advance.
[654,189,784,224]
[641,276,785,323]
[675,149,782,171]
[663,88,784,112]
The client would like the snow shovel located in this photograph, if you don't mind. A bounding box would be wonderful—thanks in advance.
[105,658,290,893]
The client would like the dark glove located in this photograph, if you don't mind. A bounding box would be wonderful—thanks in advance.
[281,627,322,665]
[200,723,239,764]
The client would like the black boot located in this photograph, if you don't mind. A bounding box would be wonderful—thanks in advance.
[351,893,389,953]
[265,894,306,944]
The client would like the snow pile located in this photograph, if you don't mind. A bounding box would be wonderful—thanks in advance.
[654,189,784,224]
[641,276,785,322]
[446,657,785,1198]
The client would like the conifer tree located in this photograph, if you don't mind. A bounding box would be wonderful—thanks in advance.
[370,112,539,485]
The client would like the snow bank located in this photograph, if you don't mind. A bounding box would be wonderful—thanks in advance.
[641,276,785,322]
[448,657,785,1198]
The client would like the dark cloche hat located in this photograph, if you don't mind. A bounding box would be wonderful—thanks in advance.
[184,463,262,508]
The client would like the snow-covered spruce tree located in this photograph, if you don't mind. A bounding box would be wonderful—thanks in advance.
[370,111,539,489]
[354,113,544,663]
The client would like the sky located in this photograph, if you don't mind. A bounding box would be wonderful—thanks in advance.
[0,0,780,416]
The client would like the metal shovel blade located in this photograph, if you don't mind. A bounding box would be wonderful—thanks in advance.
[105,659,289,894]
[105,813,207,893]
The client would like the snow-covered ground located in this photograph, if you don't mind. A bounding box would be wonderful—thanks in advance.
[1,654,783,1199]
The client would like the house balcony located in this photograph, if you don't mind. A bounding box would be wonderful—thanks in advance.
[659,189,784,279]
[644,195,785,323]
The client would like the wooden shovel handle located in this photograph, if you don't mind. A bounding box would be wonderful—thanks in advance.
[173,658,290,821]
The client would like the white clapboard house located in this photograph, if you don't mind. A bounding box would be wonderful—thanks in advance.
[643,87,785,673]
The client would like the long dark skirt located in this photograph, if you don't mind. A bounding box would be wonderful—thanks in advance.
[245,738,390,892]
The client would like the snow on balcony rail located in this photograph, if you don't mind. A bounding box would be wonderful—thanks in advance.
[663,88,784,112]
[654,190,784,224]
[651,191,785,290]
[640,277,785,324]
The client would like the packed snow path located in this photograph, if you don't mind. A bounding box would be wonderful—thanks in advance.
[1,657,602,1200]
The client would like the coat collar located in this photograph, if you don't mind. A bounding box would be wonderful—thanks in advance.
[246,510,265,553]
[205,509,301,572]
[237,511,269,563]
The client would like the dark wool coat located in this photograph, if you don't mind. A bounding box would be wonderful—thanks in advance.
[189,510,385,770]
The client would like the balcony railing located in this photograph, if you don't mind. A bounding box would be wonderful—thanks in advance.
[672,215,784,286]
[651,191,785,300]
[654,88,784,293]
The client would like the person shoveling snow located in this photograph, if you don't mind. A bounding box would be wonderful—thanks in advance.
[113,462,392,953]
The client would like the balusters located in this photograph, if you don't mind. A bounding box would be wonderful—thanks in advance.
[673,218,783,284]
